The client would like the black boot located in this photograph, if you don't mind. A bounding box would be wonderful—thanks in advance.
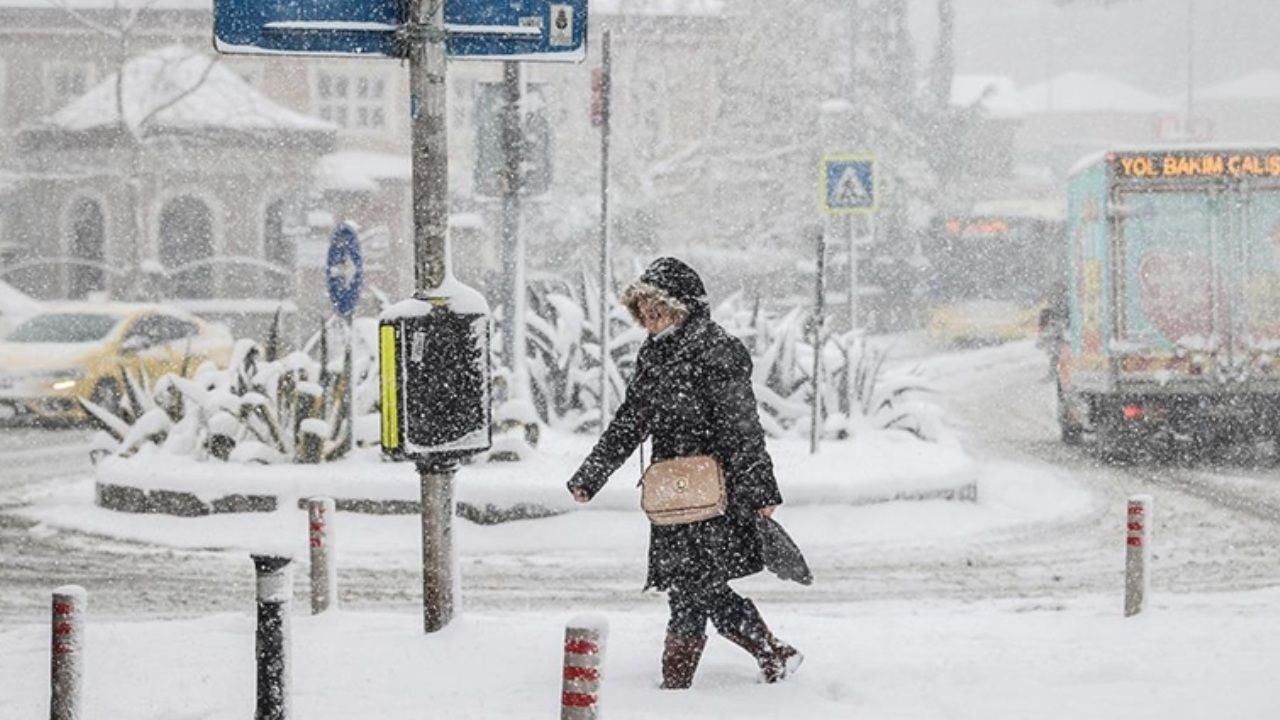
[717,601,804,683]
[660,632,707,689]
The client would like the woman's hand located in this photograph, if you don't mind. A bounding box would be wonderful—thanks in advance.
[757,505,776,519]
[571,488,590,503]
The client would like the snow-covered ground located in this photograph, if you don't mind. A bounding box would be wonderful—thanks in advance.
[2,338,1278,717]
[0,590,1276,719]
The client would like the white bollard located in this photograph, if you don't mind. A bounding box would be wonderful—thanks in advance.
[307,497,337,615]
[1124,494,1152,617]
[561,615,608,720]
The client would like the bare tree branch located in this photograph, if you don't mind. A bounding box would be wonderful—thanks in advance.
[46,0,161,37]
[121,0,155,34]
[47,0,125,38]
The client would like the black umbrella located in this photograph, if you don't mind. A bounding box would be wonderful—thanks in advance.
[758,517,812,586]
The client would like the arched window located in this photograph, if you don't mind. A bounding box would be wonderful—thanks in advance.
[67,197,105,299]
[159,196,214,298]
[263,199,292,298]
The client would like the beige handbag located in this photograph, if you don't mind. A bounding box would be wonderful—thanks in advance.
[640,455,727,526]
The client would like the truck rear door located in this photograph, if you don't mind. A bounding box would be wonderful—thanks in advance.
[1236,184,1280,385]
[1113,187,1224,362]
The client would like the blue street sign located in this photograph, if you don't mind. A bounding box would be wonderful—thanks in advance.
[820,156,878,214]
[327,223,364,317]
[214,0,404,57]
[213,0,587,61]
[446,0,586,61]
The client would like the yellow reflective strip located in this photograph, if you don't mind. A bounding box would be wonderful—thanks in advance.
[379,325,400,449]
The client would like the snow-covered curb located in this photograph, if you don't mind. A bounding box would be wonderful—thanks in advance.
[91,429,978,517]
[18,438,1091,570]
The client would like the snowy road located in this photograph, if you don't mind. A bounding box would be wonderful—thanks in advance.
[0,427,254,621]
[0,428,93,509]
[2,340,1278,623]
[921,340,1280,599]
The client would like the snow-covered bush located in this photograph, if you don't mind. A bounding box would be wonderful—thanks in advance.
[502,279,941,443]
[88,276,942,466]
[83,314,379,463]
[714,293,941,442]
[504,270,645,434]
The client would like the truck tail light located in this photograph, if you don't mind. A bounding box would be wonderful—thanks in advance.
[1122,404,1144,420]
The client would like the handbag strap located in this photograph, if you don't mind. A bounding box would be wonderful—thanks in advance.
[637,438,647,487]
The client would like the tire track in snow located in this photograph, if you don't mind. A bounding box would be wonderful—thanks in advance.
[1137,468,1280,526]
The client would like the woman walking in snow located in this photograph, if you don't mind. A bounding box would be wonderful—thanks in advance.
[567,257,802,689]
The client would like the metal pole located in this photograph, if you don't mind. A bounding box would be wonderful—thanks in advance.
[1185,0,1194,129]
[1044,3,1054,114]
[408,0,457,634]
[340,314,354,455]
[810,226,826,455]
[252,554,292,720]
[845,0,857,100]
[419,457,456,632]
[598,29,613,431]
[500,60,527,400]
[848,215,859,331]
[409,0,449,293]
[867,213,877,327]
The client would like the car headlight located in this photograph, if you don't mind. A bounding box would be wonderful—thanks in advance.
[46,368,85,390]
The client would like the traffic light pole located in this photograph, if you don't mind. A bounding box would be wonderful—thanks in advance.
[409,0,449,293]
[810,226,826,455]
[499,60,528,401]
[597,30,612,431]
[408,0,456,634]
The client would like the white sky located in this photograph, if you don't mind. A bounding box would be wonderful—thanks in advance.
[910,0,1280,96]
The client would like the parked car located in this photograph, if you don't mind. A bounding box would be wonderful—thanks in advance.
[0,280,43,339]
[0,303,234,424]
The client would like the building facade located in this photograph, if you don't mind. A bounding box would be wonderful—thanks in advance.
[0,0,730,342]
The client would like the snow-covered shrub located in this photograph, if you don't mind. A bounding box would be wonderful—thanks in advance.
[504,270,645,434]
[85,276,942,466]
[830,334,941,441]
[82,313,380,463]
[503,280,942,443]
[485,396,541,462]
[714,293,940,442]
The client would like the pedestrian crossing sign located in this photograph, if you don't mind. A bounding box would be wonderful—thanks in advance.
[820,155,877,214]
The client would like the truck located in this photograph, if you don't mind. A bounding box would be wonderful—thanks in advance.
[1056,146,1280,460]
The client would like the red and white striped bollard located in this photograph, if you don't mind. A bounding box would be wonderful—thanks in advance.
[561,615,608,719]
[308,497,336,615]
[1125,494,1152,616]
[50,585,86,720]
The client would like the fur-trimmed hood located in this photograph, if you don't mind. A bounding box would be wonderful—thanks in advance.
[620,257,708,323]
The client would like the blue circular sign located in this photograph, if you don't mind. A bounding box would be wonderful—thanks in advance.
[326,222,364,317]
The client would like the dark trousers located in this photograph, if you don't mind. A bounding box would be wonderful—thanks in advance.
[667,582,753,639]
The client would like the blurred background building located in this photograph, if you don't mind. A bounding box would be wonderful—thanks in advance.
[0,0,1277,339]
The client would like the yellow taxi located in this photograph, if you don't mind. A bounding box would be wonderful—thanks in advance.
[0,303,233,424]
[926,300,1044,346]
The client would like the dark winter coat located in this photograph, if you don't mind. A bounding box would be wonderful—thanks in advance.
[567,260,783,592]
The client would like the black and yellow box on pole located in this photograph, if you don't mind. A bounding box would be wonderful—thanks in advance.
[379,290,492,461]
